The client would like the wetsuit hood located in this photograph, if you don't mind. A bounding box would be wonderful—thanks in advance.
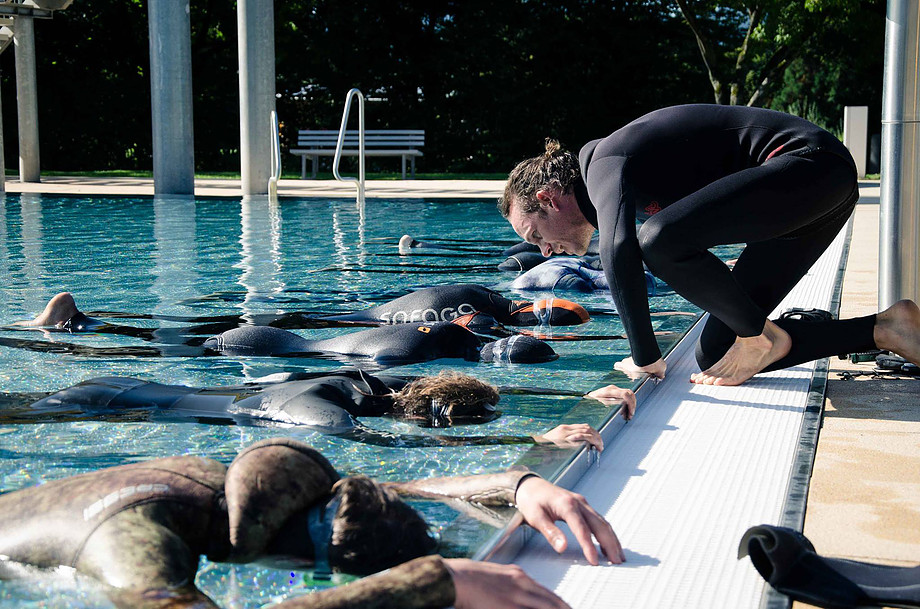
[224,438,340,562]
[479,335,558,363]
[510,298,590,326]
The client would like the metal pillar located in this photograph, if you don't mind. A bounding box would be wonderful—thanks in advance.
[147,0,195,195]
[237,0,276,196]
[0,65,5,193]
[879,0,920,307]
[14,16,40,183]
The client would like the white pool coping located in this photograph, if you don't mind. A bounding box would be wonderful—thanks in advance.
[496,221,850,609]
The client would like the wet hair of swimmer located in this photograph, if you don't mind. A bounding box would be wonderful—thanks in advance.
[390,370,502,428]
[508,298,590,326]
[324,475,440,575]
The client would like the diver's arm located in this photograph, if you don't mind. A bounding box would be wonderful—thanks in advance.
[329,424,538,449]
[388,473,625,566]
[105,585,219,609]
[268,555,456,609]
[332,422,601,450]
[384,469,536,506]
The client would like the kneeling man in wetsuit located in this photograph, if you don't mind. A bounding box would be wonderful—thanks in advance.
[0,437,624,609]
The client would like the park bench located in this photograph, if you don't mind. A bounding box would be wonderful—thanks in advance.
[290,129,425,179]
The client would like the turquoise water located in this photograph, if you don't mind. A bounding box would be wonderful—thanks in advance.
[0,193,703,607]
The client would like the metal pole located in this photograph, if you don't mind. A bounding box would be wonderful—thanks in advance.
[0,65,5,193]
[879,0,920,308]
[237,0,276,196]
[147,0,195,195]
[14,16,40,183]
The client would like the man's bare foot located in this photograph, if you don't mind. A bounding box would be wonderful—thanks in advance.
[874,299,920,365]
[690,320,792,386]
[13,292,80,327]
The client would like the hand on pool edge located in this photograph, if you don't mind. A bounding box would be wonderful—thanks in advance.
[613,356,666,384]
[514,476,625,565]
[445,558,571,609]
[533,424,603,451]
[585,385,637,421]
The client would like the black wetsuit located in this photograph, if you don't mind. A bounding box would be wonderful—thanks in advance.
[203,320,557,365]
[324,285,530,325]
[14,371,540,447]
[575,104,872,370]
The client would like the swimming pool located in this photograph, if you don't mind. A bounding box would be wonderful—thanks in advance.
[0,193,707,607]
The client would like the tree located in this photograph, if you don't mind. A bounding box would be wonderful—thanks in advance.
[672,0,862,107]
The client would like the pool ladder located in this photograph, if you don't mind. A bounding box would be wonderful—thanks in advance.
[333,88,366,205]
[268,110,281,200]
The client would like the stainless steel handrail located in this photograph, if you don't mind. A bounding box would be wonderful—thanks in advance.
[333,88,366,205]
[268,110,281,200]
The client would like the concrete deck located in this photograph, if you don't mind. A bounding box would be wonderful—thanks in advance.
[4,176,917,603]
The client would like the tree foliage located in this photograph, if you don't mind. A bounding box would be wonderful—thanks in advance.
[0,0,884,174]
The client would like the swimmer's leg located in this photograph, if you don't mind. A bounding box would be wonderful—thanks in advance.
[13,292,79,327]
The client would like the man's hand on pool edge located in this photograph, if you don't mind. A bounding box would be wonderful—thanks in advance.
[533,423,603,451]
[514,476,626,565]
[585,385,637,420]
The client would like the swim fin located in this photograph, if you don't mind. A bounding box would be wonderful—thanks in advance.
[739,525,920,608]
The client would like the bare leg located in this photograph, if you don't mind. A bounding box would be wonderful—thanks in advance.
[13,292,80,327]
[690,320,792,386]
[874,299,920,365]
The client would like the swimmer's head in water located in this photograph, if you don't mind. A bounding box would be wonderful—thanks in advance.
[392,371,501,428]
[328,475,439,575]
[509,298,590,326]
[451,311,502,335]
[479,335,558,364]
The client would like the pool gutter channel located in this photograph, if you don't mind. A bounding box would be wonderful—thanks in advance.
[470,217,853,609]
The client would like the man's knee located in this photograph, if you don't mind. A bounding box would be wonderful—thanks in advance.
[637,219,689,274]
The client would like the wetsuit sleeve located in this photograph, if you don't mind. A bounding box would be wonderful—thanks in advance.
[270,555,454,609]
[586,155,661,366]
[332,425,537,449]
[384,470,538,506]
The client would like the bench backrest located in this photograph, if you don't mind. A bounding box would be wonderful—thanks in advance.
[297,130,424,149]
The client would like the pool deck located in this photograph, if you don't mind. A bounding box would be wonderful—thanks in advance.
[4,176,918,603]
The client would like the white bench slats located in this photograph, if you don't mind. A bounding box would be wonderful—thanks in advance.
[290,129,425,179]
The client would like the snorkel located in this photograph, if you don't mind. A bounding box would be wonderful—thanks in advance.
[509,298,590,326]
[306,495,342,580]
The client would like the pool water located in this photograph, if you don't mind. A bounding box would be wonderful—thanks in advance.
[0,193,711,607]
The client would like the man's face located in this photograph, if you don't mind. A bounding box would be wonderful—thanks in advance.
[507,193,594,257]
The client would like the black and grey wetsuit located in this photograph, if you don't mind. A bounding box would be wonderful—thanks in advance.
[576,104,872,370]
[203,319,557,366]
[17,370,543,447]
[325,285,522,325]
[322,284,588,327]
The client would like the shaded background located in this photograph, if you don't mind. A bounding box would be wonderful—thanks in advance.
[0,0,886,174]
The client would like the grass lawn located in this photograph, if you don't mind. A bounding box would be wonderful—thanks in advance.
[32,169,507,180]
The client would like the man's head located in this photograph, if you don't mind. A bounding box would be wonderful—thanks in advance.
[329,475,439,575]
[391,370,501,427]
[499,139,595,257]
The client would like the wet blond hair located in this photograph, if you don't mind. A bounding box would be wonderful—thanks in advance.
[498,138,582,218]
[391,371,499,419]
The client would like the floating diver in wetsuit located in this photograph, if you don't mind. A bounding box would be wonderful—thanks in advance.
[0,437,624,609]
[3,369,628,448]
[8,293,559,366]
[13,285,590,338]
